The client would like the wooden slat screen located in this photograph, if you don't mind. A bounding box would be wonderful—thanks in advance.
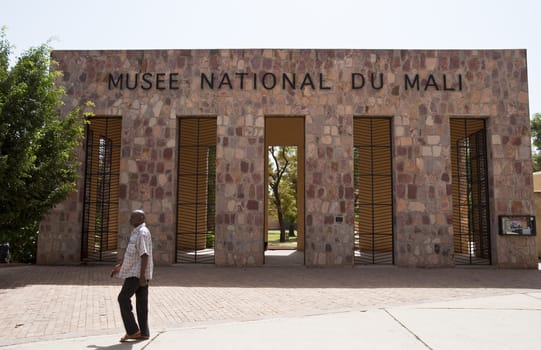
[81,117,121,262]
[176,117,217,263]
[353,117,394,264]
[450,118,491,265]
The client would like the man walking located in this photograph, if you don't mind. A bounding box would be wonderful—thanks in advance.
[111,209,154,342]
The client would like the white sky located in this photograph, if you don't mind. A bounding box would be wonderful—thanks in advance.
[1,0,540,115]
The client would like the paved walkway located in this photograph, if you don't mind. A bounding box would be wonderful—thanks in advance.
[1,264,541,349]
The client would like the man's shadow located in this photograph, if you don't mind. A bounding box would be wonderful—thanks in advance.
[87,340,144,349]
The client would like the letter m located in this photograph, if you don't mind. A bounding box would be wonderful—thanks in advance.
[404,74,419,91]
[108,73,123,89]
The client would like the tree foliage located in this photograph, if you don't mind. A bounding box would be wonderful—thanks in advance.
[531,113,541,172]
[0,29,87,262]
[268,146,297,242]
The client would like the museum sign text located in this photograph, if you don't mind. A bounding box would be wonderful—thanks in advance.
[107,72,463,92]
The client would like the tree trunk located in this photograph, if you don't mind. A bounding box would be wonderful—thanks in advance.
[273,187,287,242]
[288,224,295,237]
[277,209,287,242]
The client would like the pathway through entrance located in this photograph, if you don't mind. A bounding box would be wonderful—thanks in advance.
[264,250,304,266]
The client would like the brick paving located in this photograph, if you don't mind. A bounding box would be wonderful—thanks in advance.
[1,264,540,347]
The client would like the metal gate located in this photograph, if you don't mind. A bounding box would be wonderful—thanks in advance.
[81,117,121,262]
[176,117,217,263]
[451,118,491,265]
[353,117,394,264]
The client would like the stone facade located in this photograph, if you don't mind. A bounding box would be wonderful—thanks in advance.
[37,49,536,268]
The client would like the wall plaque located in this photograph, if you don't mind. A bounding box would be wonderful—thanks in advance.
[498,215,536,236]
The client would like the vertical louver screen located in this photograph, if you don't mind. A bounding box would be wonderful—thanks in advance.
[450,118,490,265]
[353,117,394,264]
[177,118,217,263]
[82,117,121,262]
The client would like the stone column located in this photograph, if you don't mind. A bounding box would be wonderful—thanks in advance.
[394,114,454,267]
[305,111,355,266]
[215,115,265,266]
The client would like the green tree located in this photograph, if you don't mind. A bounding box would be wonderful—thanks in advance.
[268,146,297,242]
[0,29,87,262]
[531,113,541,172]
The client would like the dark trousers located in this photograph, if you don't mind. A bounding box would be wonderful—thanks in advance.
[117,277,149,336]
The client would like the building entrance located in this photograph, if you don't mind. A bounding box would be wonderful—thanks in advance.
[264,117,305,266]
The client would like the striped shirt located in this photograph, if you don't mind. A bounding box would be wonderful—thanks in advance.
[118,223,153,280]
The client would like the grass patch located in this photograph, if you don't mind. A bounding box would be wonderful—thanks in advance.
[267,230,297,249]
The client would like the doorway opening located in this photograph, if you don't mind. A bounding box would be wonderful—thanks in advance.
[265,117,304,266]
[81,117,121,262]
[450,118,491,265]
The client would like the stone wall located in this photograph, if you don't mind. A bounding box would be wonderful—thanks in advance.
[37,49,536,268]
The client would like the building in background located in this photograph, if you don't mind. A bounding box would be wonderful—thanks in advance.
[532,172,541,258]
